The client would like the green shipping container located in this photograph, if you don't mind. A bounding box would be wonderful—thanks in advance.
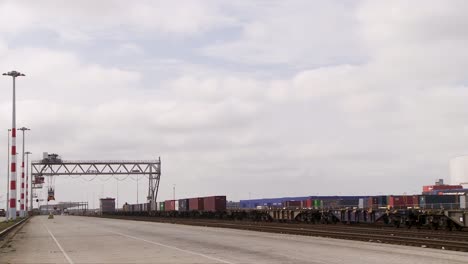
[159,202,165,211]
[313,200,322,208]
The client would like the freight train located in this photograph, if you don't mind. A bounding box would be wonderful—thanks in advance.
[109,193,468,231]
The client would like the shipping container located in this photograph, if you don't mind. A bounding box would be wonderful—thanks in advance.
[368,195,388,208]
[100,198,115,213]
[339,198,359,207]
[159,202,165,211]
[313,199,322,208]
[203,196,226,212]
[227,201,240,209]
[460,195,467,209]
[322,199,341,208]
[419,195,459,209]
[303,199,313,208]
[179,199,189,211]
[423,185,463,193]
[165,200,176,211]
[388,195,419,208]
[189,198,204,211]
[284,200,302,208]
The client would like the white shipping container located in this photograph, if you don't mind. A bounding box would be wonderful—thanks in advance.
[460,195,467,209]
[175,201,179,211]
[358,198,364,209]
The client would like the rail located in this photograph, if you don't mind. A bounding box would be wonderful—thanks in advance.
[0,217,29,240]
[98,215,468,252]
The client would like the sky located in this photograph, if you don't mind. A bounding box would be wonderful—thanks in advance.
[1,0,468,209]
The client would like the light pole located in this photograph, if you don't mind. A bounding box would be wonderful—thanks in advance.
[3,70,25,220]
[173,184,176,201]
[6,129,10,218]
[18,127,30,217]
[25,151,32,213]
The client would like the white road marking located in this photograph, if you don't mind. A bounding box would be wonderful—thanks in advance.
[42,222,74,264]
[108,230,235,264]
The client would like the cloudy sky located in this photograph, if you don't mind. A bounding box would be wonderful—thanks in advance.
[1,0,468,208]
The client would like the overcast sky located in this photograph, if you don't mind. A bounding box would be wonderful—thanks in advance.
[1,1,468,208]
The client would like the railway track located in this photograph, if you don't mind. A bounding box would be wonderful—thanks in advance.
[0,217,30,247]
[98,215,468,252]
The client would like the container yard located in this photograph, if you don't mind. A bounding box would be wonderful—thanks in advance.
[110,182,468,235]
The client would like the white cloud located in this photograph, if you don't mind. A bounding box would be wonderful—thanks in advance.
[203,1,363,66]
[0,0,236,40]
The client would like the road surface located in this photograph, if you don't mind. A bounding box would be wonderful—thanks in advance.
[1,215,467,264]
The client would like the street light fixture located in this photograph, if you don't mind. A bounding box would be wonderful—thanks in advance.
[18,127,30,217]
[3,70,25,220]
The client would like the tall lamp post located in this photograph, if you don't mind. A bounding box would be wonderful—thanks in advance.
[18,127,30,217]
[25,151,32,213]
[3,70,25,220]
[6,129,11,218]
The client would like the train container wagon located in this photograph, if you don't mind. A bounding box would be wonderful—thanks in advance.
[189,197,204,211]
[203,196,226,211]
[179,199,189,211]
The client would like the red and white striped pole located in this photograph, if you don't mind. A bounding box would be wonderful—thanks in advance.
[18,127,30,217]
[25,151,32,213]
[3,70,25,220]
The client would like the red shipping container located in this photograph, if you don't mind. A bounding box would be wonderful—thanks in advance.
[189,198,204,211]
[165,200,176,211]
[423,185,462,192]
[388,195,419,208]
[302,199,312,208]
[284,200,302,207]
[203,196,226,212]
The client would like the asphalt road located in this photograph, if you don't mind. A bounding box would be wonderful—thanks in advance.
[1,215,468,264]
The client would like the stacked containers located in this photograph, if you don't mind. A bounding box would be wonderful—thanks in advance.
[322,199,340,209]
[189,197,204,211]
[203,196,226,212]
[179,199,189,211]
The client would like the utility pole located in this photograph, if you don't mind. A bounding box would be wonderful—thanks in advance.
[3,71,25,220]
[18,127,30,217]
[173,184,176,201]
[136,176,139,204]
[25,151,32,212]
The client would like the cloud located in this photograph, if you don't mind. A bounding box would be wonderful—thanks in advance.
[202,1,364,67]
[0,0,236,41]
